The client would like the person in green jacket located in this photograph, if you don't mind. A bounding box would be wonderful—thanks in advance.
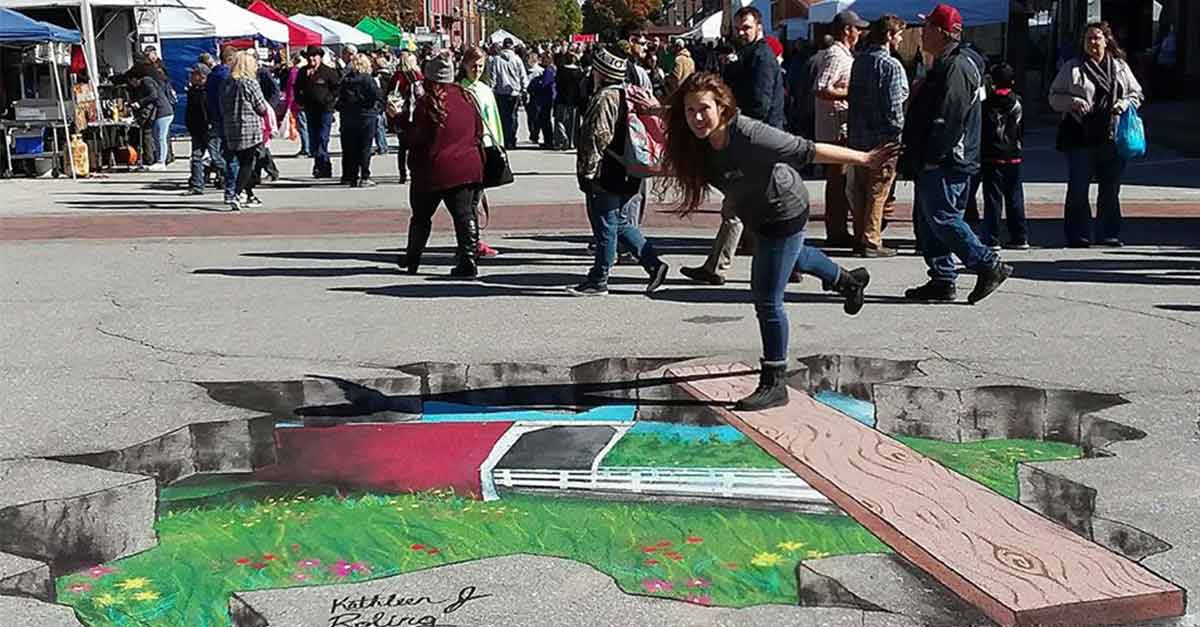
[459,45,505,258]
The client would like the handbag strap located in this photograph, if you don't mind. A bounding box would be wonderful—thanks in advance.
[463,86,496,148]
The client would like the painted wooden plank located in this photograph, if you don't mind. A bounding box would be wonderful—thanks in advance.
[666,363,1186,627]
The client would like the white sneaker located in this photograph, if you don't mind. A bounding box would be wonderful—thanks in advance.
[147,163,166,171]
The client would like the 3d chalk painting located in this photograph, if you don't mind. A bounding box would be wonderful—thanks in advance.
[0,356,1187,627]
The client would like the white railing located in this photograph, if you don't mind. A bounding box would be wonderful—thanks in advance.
[492,466,832,505]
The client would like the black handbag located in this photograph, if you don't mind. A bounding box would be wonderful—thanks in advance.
[481,143,514,188]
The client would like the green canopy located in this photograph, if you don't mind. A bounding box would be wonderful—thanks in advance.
[354,16,404,46]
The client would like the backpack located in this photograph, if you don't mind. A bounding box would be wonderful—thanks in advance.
[605,84,666,178]
[387,72,424,123]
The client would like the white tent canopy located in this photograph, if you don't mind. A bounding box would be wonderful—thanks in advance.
[678,11,722,41]
[290,14,372,46]
[488,28,522,47]
[159,0,288,42]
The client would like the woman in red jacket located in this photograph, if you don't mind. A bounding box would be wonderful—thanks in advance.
[399,54,486,279]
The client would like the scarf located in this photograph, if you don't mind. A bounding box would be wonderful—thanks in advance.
[1080,54,1119,142]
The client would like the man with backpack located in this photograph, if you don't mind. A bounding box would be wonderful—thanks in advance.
[569,46,669,297]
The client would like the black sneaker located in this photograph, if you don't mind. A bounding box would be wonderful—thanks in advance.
[838,267,871,315]
[244,194,264,208]
[616,252,638,266]
[968,262,1012,305]
[646,263,669,294]
[1004,241,1030,250]
[680,265,726,286]
[904,280,957,302]
[1097,238,1123,247]
[567,282,608,297]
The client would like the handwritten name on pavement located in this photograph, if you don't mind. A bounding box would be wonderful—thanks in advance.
[328,586,493,627]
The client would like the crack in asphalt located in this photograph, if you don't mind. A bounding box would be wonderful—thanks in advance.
[924,348,1076,389]
[1008,289,1199,329]
[93,324,396,371]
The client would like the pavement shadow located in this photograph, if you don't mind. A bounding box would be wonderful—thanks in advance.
[237,250,591,268]
[59,200,229,212]
[646,287,948,306]
[194,266,402,278]
[1008,257,1200,286]
[1021,217,1200,248]
[1155,304,1200,312]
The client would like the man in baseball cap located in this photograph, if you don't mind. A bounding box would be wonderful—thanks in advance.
[898,3,1013,305]
[832,10,869,31]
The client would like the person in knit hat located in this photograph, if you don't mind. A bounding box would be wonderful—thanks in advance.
[568,45,669,297]
[399,53,487,279]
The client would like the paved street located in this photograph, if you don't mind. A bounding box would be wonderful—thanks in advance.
[1,119,1198,626]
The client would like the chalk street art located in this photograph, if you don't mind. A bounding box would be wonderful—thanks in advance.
[2,356,1187,627]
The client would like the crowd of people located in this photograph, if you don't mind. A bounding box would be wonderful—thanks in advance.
[165,3,1147,410]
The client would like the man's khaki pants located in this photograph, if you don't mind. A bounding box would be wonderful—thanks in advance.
[846,158,898,251]
[698,204,744,276]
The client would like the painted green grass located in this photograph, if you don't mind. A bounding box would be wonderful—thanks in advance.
[57,487,887,627]
[603,433,1082,501]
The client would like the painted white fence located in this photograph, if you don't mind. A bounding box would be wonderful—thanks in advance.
[492,466,832,505]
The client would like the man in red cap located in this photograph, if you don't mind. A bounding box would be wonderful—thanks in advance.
[899,4,1012,305]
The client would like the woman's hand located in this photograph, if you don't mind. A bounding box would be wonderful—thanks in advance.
[1113,99,1129,114]
[1070,98,1090,115]
[862,142,902,169]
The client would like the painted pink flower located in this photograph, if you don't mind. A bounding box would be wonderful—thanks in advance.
[655,540,673,548]
[643,559,660,566]
[235,557,252,566]
[664,551,684,562]
[68,583,92,594]
[641,579,673,594]
[685,594,712,606]
[299,559,321,568]
[426,548,440,556]
[331,560,369,577]
[292,573,309,582]
[642,546,658,554]
[350,561,369,574]
[86,566,115,579]
[686,536,704,545]
[410,544,425,551]
[262,554,277,561]
[686,578,710,589]
[250,562,268,570]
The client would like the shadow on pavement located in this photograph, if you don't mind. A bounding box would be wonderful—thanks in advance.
[1009,257,1200,286]
[1154,304,1200,312]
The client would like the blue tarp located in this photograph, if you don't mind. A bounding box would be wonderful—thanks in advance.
[163,37,218,135]
[0,7,81,43]
[812,0,1011,28]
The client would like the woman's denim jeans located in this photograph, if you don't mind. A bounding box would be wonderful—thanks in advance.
[752,231,839,364]
[1065,147,1126,243]
[152,115,173,166]
[585,189,661,285]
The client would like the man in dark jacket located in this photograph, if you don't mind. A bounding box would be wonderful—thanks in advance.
[725,7,785,129]
[295,45,340,179]
[900,3,1011,304]
[185,64,222,194]
[206,46,238,202]
[680,6,786,286]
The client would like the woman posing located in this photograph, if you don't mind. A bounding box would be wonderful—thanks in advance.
[399,54,486,278]
[337,53,385,188]
[660,73,897,410]
[1049,22,1144,247]
[220,52,269,211]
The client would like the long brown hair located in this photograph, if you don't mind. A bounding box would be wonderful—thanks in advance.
[656,72,738,216]
[424,81,448,128]
[461,45,487,79]
[1082,21,1127,61]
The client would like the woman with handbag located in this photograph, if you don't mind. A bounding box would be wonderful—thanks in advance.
[1049,22,1144,248]
[459,45,509,258]
[390,52,423,184]
[399,54,486,279]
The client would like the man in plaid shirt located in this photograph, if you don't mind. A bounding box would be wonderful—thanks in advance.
[847,15,909,257]
[814,10,868,248]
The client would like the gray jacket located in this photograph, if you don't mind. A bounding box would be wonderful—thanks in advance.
[488,49,528,97]
[706,114,815,234]
[221,78,268,152]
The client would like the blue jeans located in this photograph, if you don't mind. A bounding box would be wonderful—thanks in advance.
[752,231,840,364]
[188,135,225,192]
[221,141,240,200]
[1065,147,1126,243]
[915,168,999,283]
[152,115,173,166]
[374,115,389,153]
[981,162,1027,246]
[585,189,662,285]
[496,95,519,150]
[306,109,333,176]
[297,110,310,154]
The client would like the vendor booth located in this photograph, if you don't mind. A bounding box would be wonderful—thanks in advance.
[488,28,522,47]
[290,14,372,48]
[0,7,79,177]
[245,0,321,48]
[677,11,722,41]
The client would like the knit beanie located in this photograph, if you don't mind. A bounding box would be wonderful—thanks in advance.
[424,55,455,84]
[592,46,626,84]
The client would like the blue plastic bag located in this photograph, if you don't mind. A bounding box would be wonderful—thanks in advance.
[1115,106,1146,160]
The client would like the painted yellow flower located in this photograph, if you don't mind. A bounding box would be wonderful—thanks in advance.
[115,577,151,591]
[93,593,121,607]
[806,551,831,560]
[131,590,160,602]
[750,552,785,568]
[777,541,805,552]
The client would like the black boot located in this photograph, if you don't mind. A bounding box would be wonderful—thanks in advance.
[832,266,870,315]
[399,219,432,275]
[734,362,790,411]
[449,213,480,279]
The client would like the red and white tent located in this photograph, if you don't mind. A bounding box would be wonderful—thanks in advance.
[246,0,322,47]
